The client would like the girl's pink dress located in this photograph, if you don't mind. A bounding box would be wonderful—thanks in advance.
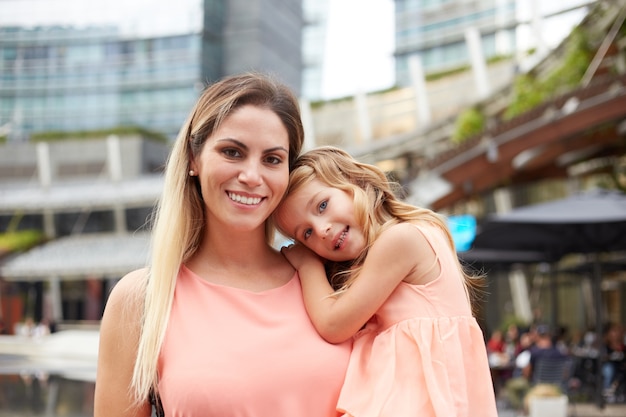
[158,265,352,417]
[337,223,498,417]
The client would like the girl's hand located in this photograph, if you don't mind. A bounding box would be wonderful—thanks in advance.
[281,242,323,270]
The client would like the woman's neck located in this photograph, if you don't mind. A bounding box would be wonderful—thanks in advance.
[184,223,291,292]
[198,222,271,265]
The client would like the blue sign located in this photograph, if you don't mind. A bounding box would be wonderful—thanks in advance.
[447,214,477,252]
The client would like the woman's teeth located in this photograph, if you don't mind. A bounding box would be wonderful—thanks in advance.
[228,192,261,205]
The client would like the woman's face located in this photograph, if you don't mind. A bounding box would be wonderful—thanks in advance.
[275,178,366,262]
[190,104,291,233]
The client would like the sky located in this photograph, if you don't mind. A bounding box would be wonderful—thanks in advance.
[0,0,392,99]
[322,0,395,99]
[321,0,591,99]
[0,0,591,100]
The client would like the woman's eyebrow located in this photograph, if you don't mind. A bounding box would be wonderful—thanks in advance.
[264,146,289,154]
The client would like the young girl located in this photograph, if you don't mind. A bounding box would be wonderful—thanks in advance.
[274,146,498,417]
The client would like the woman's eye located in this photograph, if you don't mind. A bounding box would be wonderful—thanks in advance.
[303,229,312,239]
[265,155,283,165]
[223,148,241,158]
[318,200,328,213]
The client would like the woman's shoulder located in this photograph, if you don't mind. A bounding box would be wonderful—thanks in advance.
[113,267,148,294]
[105,268,148,315]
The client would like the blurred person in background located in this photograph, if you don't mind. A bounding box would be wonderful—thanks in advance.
[503,324,568,410]
[487,329,506,360]
[523,324,568,381]
[602,322,626,403]
[504,324,522,360]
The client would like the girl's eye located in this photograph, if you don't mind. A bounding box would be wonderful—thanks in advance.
[318,200,328,213]
[303,229,312,240]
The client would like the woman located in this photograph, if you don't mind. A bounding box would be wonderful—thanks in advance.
[94,73,352,417]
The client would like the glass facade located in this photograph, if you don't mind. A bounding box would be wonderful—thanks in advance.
[0,26,203,140]
[394,0,517,86]
[222,0,303,95]
[0,0,302,142]
[302,0,330,100]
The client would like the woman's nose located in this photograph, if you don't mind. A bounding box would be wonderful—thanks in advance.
[238,161,263,186]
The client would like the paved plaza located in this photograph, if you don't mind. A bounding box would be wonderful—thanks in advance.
[497,402,626,417]
[1,330,625,416]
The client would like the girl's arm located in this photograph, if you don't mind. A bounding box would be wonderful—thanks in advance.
[94,269,152,417]
[282,222,425,344]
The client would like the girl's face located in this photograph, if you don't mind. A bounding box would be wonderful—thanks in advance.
[275,178,366,262]
[190,104,290,233]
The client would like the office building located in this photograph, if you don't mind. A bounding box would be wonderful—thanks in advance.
[0,0,302,142]
[394,0,517,86]
[302,0,331,101]
[0,0,302,324]
[393,0,594,87]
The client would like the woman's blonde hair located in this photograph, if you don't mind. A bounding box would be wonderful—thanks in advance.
[131,72,304,403]
[276,146,483,304]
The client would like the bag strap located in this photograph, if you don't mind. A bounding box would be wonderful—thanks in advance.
[149,388,165,417]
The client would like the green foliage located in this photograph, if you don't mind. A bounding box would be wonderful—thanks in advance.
[503,74,547,120]
[499,314,529,332]
[426,54,513,82]
[452,107,485,143]
[504,28,593,120]
[0,230,45,252]
[426,64,471,82]
[29,125,168,143]
[545,28,593,92]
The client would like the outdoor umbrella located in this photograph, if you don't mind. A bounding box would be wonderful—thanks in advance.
[471,189,626,259]
[470,188,626,408]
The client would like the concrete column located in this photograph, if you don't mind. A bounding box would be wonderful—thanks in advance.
[494,187,512,213]
[113,204,127,234]
[36,142,52,188]
[409,55,432,128]
[299,98,316,151]
[42,211,56,238]
[107,134,126,233]
[37,142,57,237]
[530,0,548,56]
[107,134,122,182]
[495,0,513,56]
[354,91,372,144]
[465,27,490,100]
[48,276,63,322]
[508,268,533,323]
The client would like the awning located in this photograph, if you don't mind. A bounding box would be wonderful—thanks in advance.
[0,175,163,213]
[0,232,151,281]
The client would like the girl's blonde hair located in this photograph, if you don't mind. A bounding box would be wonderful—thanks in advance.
[276,146,483,305]
[131,72,304,403]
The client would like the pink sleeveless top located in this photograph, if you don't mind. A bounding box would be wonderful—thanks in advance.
[337,223,497,417]
[158,265,351,417]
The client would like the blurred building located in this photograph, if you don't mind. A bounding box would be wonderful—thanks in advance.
[0,0,303,142]
[1,0,622,334]
[393,0,595,86]
[394,0,517,86]
[302,0,331,100]
[0,133,165,324]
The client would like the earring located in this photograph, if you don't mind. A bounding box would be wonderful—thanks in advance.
[189,170,196,176]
